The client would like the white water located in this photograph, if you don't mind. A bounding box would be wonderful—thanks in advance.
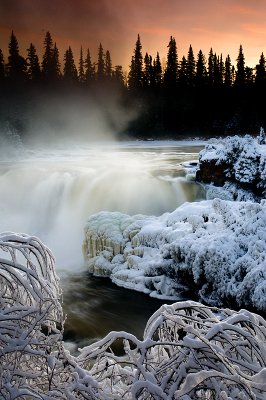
[0,141,205,271]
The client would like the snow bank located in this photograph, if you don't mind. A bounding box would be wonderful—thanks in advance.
[83,198,266,312]
[197,131,266,198]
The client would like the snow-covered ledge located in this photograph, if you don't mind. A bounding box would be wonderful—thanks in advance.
[83,198,266,312]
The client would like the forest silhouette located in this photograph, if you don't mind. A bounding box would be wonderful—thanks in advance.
[0,30,265,140]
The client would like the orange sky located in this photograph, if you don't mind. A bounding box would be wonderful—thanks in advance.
[1,0,266,71]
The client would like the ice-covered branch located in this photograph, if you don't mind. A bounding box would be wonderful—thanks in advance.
[1,233,266,398]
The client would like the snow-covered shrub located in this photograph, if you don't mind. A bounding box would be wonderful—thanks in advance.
[1,234,266,398]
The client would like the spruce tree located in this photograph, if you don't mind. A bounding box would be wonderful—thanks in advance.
[128,34,143,91]
[105,50,112,80]
[97,43,105,81]
[195,49,207,86]
[164,36,178,88]
[178,56,188,87]
[224,55,232,87]
[153,52,162,87]
[27,43,41,81]
[186,45,196,85]
[85,48,95,83]
[78,47,85,83]
[52,43,61,80]
[114,65,124,86]
[208,48,214,85]
[0,49,5,82]
[235,45,245,87]
[63,46,77,82]
[42,31,53,79]
[143,52,152,88]
[7,30,26,82]
[255,52,266,85]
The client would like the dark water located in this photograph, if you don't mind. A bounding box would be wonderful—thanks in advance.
[62,273,174,351]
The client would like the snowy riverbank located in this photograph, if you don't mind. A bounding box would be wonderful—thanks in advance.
[83,198,266,312]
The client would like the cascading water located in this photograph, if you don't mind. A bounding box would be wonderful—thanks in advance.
[0,142,205,272]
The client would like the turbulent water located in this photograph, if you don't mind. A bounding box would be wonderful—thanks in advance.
[0,140,205,348]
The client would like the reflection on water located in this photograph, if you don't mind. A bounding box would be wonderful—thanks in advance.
[62,273,175,351]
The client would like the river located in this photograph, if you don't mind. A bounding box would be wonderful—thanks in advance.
[0,140,206,351]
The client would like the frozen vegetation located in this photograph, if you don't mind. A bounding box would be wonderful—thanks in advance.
[197,129,266,200]
[1,233,266,399]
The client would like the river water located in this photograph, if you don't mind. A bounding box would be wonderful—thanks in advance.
[0,140,205,350]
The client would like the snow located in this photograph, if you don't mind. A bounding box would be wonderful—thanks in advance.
[84,198,266,312]
[198,134,266,196]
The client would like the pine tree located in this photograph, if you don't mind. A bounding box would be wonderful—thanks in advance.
[164,36,178,87]
[195,49,207,86]
[97,43,105,81]
[219,54,225,85]
[255,52,266,85]
[7,30,26,82]
[0,49,5,82]
[235,45,245,87]
[78,47,85,83]
[52,43,61,79]
[105,50,112,80]
[63,46,77,82]
[27,43,41,81]
[213,53,220,86]
[186,45,196,85]
[128,34,143,90]
[224,55,232,87]
[85,48,95,83]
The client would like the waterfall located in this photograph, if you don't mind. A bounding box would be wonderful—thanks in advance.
[0,143,204,271]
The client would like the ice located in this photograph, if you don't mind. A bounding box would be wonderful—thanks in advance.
[84,198,266,312]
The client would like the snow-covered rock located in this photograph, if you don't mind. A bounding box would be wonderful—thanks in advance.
[83,198,266,312]
[196,133,266,198]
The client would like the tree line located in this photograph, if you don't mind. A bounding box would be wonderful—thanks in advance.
[0,30,266,138]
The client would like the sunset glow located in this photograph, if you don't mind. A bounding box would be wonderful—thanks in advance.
[1,0,266,70]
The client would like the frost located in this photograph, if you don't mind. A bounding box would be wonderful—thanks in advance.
[84,199,266,312]
[198,133,266,197]
[1,234,266,398]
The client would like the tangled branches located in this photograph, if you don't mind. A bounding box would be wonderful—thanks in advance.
[1,233,266,399]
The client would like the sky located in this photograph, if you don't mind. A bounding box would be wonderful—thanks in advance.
[0,0,266,71]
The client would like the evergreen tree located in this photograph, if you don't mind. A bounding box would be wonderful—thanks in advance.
[245,66,254,86]
[78,47,85,83]
[27,43,41,81]
[42,32,61,81]
[7,30,26,82]
[195,49,207,86]
[97,43,105,81]
[208,48,214,85]
[153,52,162,87]
[85,48,95,83]
[105,50,112,79]
[0,49,5,82]
[219,54,225,85]
[52,43,61,79]
[128,34,143,90]
[113,65,124,86]
[63,46,77,82]
[235,45,245,87]
[224,55,233,87]
[178,56,188,87]
[213,53,221,86]
[143,52,152,88]
[186,45,196,85]
[164,36,178,87]
[255,52,266,85]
